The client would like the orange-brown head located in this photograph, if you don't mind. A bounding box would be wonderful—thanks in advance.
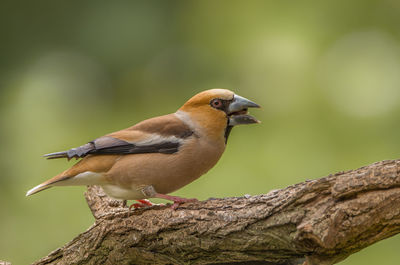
[178,89,260,142]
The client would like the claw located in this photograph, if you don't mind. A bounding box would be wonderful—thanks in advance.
[128,199,155,210]
[137,199,153,206]
[127,199,165,211]
[171,198,198,210]
[154,193,198,210]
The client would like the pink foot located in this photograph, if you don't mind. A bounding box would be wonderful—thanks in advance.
[154,194,198,210]
[136,199,153,206]
[128,199,154,211]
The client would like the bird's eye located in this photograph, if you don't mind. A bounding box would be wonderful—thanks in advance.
[211,99,222,109]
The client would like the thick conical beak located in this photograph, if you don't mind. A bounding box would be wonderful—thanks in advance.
[227,94,260,126]
[228,95,260,113]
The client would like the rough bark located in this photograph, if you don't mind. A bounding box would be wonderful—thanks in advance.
[32,160,400,265]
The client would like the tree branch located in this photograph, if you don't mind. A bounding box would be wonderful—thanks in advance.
[32,160,400,265]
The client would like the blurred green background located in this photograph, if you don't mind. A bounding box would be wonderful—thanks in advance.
[1,0,400,264]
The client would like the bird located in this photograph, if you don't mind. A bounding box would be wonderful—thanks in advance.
[26,88,260,209]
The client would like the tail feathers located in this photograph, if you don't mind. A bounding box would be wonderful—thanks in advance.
[26,174,71,196]
[26,183,52,196]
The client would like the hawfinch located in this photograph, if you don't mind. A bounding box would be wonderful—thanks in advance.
[26,89,260,209]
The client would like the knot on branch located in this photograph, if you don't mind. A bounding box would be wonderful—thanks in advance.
[84,185,127,219]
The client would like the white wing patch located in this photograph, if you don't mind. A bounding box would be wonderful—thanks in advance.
[135,134,182,146]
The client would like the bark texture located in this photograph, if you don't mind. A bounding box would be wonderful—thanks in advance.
[32,160,400,265]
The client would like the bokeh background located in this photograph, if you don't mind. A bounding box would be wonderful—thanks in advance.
[2,0,400,264]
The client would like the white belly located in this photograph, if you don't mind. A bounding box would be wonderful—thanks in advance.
[101,184,146,200]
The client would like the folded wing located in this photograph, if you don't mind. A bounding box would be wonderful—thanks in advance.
[44,114,194,160]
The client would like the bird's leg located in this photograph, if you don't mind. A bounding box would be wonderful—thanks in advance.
[128,199,155,211]
[137,199,153,206]
[154,193,198,210]
[141,185,197,210]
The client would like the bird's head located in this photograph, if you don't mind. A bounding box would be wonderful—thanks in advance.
[178,89,260,141]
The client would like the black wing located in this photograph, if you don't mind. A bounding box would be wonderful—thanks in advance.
[43,136,181,160]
